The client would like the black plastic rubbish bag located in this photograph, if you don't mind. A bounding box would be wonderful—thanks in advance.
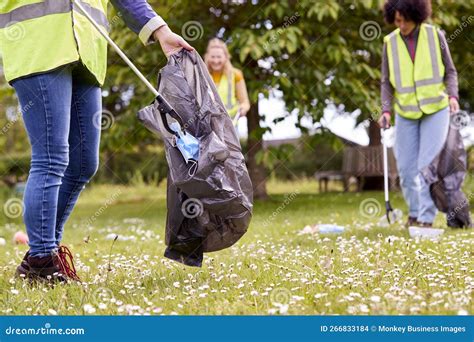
[138,50,253,266]
[422,121,472,228]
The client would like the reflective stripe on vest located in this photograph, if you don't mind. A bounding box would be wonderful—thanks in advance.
[385,24,448,119]
[0,0,109,31]
[217,71,238,118]
[395,95,447,112]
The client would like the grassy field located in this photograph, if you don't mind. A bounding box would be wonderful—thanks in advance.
[0,178,473,315]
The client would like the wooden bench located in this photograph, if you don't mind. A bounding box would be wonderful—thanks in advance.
[314,145,399,192]
[342,145,398,191]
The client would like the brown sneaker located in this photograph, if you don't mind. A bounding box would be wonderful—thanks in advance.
[16,252,68,284]
[405,216,418,228]
[417,222,433,228]
[16,245,81,284]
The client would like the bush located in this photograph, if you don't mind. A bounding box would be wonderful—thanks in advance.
[94,149,168,185]
[0,150,168,187]
[0,153,30,187]
[270,133,344,180]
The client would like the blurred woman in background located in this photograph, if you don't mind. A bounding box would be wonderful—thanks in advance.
[205,38,250,121]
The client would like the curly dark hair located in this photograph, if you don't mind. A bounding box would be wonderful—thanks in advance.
[383,0,432,24]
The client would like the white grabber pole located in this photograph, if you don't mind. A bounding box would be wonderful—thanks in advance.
[381,115,394,223]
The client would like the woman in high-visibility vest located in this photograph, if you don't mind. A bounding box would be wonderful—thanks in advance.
[0,0,193,283]
[378,0,460,228]
[204,38,250,121]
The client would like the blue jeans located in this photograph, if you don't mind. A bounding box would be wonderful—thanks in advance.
[394,107,450,224]
[12,63,101,258]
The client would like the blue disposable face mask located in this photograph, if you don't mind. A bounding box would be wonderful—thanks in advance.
[170,122,200,176]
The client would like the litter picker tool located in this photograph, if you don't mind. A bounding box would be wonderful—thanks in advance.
[381,116,395,224]
[73,0,199,167]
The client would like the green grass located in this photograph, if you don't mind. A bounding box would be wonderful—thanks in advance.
[0,178,473,315]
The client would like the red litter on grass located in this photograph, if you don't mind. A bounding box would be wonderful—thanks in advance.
[13,231,28,245]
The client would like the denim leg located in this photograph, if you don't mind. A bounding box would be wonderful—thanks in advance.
[55,67,101,245]
[394,114,420,219]
[418,107,450,223]
[11,66,73,258]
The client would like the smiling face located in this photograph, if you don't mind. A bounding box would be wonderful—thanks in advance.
[394,10,416,36]
[207,47,227,73]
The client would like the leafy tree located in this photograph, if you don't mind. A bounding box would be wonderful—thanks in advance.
[3,0,470,194]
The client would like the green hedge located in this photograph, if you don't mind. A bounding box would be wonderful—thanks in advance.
[2,143,469,186]
[94,149,168,185]
[0,153,30,187]
[270,133,344,180]
[0,150,169,186]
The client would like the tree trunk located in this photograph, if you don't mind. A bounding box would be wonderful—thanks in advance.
[362,119,384,190]
[246,99,268,200]
[368,119,381,146]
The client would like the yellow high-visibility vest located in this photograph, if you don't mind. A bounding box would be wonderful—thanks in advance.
[385,23,449,119]
[0,0,109,85]
[216,71,239,118]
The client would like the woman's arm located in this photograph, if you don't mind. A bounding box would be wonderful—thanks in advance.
[109,0,193,56]
[109,0,165,44]
[438,29,460,114]
[379,42,393,128]
[236,79,250,116]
